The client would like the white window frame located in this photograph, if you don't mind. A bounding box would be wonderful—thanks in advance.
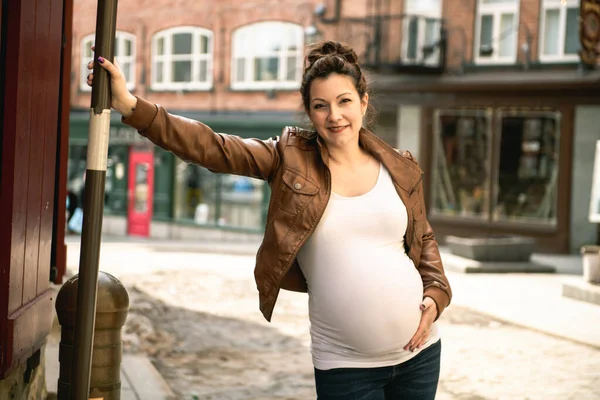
[539,0,580,63]
[231,22,303,91]
[80,32,136,91]
[151,26,213,91]
[402,0,443,66]
[474,0,520,64]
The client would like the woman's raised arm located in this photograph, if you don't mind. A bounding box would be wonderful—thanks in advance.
[89,52,281,181]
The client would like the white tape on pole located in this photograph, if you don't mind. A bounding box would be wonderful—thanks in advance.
[86,109,111,171]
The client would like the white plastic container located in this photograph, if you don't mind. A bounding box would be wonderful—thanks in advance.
[581,246,600,284]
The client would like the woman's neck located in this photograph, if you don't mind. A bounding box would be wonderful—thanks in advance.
[327,141,371,169]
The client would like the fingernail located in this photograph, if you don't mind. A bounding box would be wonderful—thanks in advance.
[420,303,426,310]
[98,56,104,63]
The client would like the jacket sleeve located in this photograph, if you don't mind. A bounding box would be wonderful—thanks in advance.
[420,220,452,320]
[122,96,281,182]
[401,150,452,320]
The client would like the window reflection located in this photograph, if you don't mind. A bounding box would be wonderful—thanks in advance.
[493,110,560,223]
[432,108,560,226]
[173,160,265,229]
[433,110,492,218]
[134,163,150,213]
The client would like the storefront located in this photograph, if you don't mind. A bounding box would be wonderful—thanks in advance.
[373,69,600,253]
[68,109,299,237]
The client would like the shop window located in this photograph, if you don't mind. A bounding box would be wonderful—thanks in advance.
[403,0,443,66]
[220,174,265,229]
[173,161,265,229]
[231,22,303,90]
[80,32,136,91]
[432,109,493,218]
[432,108,560,226]
[540,0,579,62]
[151,27,213,91]
[475,0,520,64]
[493,110,560,224]
[67,144,129,218]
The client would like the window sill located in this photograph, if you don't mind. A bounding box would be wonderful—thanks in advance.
[167,218,264,234]
[150,84,214,92]
[429,213,558,233]
[538,56,580,64]
[473,58,519,66]
[229,83,300,92]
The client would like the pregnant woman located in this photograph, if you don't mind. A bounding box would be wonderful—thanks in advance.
[88,40,452,399]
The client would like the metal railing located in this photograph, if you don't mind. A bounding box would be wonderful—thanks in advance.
[313,1,447,73]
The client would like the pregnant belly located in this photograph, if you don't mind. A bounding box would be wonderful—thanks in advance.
[309,268,424,356]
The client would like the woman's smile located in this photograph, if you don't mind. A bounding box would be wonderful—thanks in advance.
[327,125,350,133]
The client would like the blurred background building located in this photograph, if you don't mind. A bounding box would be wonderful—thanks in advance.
[68,0,600,253]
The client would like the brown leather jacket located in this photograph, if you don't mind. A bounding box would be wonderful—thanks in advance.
[123,97,452,322]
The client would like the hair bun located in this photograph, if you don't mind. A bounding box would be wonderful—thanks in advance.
[306,41,358,69]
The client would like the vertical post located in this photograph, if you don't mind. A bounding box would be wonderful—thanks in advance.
[71,0,118,398]
[373,0,382,67]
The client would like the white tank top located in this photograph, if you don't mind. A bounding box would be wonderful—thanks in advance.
[297,163,439,370]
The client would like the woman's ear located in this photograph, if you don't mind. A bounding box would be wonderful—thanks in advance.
[361,93,369,115]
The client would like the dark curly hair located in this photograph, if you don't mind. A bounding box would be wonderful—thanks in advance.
[300,41,375,127]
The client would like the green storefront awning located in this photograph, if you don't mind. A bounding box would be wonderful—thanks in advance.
[69,109,305,145]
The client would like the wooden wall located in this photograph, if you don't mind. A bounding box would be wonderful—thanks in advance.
[0,0,65,376]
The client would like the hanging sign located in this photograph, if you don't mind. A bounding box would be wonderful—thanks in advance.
[580,0,600,67]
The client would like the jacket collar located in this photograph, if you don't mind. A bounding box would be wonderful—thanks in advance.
[314,128,423,193]
[359,128,423,193]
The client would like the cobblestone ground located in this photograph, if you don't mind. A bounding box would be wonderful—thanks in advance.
[70,246,600,400]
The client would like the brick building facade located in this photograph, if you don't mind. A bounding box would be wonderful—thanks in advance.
[68,0,600,252]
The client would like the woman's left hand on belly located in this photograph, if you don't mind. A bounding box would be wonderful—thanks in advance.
[404,297,437,352]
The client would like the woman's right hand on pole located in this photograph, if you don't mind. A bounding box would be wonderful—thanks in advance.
[86,45,137,118]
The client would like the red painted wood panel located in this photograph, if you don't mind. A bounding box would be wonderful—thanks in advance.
[7,0,36,315]
[4,290,54,374]
[37,0,63,294]
[23,0,50,305]
[1,0,65,376]
[0,0,10,374]
[53,0,73,285]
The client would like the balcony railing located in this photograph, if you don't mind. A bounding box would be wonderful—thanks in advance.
[313,3,447,74]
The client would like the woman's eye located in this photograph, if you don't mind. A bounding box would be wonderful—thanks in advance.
[314,104,325,109]
[340,98,351,104]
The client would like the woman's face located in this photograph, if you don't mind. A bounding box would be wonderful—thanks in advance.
[308,73,368,150]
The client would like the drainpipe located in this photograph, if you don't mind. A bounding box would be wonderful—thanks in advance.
[70,0,119,398]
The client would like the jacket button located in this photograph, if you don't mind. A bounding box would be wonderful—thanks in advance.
[294,183,302,190]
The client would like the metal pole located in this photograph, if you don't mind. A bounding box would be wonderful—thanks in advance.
[71,0,118,398]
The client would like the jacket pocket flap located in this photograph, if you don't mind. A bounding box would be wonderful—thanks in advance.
[282,168,319,195]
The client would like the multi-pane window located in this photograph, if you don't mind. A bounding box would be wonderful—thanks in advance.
[432,109,493,219]
[80,32,136,91]
[152,27,213,90]
[173,162,265,229]
[231,22,303,90]
[493,110,560,223]
[432,108,561,225]
[403,0,443,66]
[475,0,520,63]
[540,0,580,61]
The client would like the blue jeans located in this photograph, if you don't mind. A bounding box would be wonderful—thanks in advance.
[314,340,441,400]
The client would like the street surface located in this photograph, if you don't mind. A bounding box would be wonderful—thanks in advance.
[67,243,600,400]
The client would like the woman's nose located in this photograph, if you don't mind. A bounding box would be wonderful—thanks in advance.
[328,106,341,122]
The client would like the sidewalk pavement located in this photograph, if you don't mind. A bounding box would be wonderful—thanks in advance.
[74,234,600,348]
[45,279,175,400]
[45,340,175,400]
[53,235,600,398]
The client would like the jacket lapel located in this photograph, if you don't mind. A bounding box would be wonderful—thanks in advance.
[359,129,423,193]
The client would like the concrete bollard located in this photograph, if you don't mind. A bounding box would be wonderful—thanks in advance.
[55,271,130,400]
